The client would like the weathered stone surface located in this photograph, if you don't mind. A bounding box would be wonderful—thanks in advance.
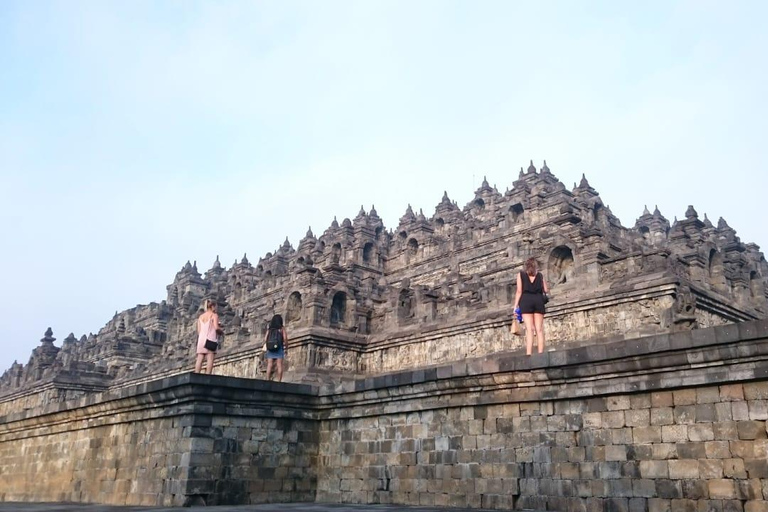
[1,321,768,510]
[0,374,318,507]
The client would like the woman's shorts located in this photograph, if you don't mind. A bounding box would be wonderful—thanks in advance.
[519,294,546,315]
[265,345,284,359]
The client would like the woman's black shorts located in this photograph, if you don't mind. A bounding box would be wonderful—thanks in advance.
[519,294,546,314]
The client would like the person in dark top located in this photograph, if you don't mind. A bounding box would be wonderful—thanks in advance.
[264,314,288,382]
[513,257,549,355]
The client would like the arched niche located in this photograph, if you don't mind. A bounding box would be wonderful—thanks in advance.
[285,292,304,324]
[330,291,347,327]
[592,203,603,223]
[362,242,374,264]
[435,217,445,228]
[398,289,413,320]
[286,292,303,324]
[474,198,485,209]
[709,249,722,275]
[331,243,342,264]
[708,249,727,291]
[549,246,575,285]
[509,203,524,223]
[407,238,419,255]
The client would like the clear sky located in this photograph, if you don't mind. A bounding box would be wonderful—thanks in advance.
[1,1,766,374]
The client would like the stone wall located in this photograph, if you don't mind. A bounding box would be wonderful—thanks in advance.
[317,384,768,511]
[315,319,768,511]
[2,320,768,510]
[0,375,318,507]
[1,411,182,505]
[359,292,678,374]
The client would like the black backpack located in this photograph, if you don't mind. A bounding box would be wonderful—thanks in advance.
[266,328,283,352]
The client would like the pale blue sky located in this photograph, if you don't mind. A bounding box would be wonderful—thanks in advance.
[1,1,766,373]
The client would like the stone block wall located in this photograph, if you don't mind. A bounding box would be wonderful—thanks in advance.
[2,319,768,510]
[186,413,318,505]
[314,319,768,511]
[0,411,182,505]
[0,375,318,507]
[316,384,768,511]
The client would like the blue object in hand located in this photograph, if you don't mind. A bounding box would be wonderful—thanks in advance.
[515,306,523,323]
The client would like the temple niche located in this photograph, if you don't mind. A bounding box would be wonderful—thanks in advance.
[548,245,575,285]
[398,288,414,323]
[2,161,767,402]
[329,292,346,327]
[285,292,303,325]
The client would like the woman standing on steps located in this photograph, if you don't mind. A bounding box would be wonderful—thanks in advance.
[513,257,549,355]
[195,299,222,374]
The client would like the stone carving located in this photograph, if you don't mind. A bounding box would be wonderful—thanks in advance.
[1,161,767,405]
[397,288,414,323]
[329,292,346,327]
[286,292,303,325]
[548,245,574,285]
[668,283,698,330]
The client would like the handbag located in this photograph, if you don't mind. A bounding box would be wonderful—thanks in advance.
[511,319,522,336]
[542,292,550,305]
[202,316,218,351]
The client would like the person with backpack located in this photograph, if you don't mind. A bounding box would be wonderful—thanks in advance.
[264,314,287,381]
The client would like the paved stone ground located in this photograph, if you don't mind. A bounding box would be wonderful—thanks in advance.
[0,504,544,512]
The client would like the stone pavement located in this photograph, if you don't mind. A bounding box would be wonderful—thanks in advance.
[0,504,543,512]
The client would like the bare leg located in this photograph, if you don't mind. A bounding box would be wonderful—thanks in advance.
[534,314,545,353]
[276,359,284,382]
[522,313,535,355]
[194,354,204,373]
[266,359,274,381]
[205,353,215,374]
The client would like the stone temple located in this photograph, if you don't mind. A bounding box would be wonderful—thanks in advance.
[1,162,768,510]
